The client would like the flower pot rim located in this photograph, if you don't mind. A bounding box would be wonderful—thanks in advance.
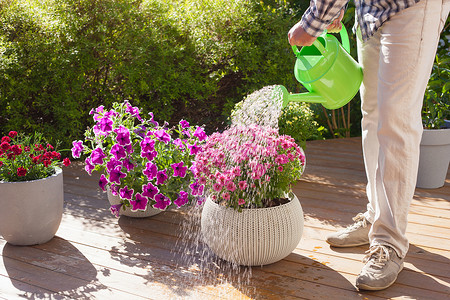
[205,191,296,212]
[0,166,62,185]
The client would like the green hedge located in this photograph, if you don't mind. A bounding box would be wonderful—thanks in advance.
[1,0,313,148]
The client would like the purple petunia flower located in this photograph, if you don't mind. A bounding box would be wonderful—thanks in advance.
[99,117,113,134]
[114,126,131,146]
[143,162,158,180]
[71,140,84,158]
[119,186,134,200]
[134,125,147,138]
[130,193,148,211]
[154,129,171,144]
[90,147,106,165]
[109,166,126,184]
[171,162,187,178]
[174,190,189,208]
[90,105,104,116]
[85,157,95,175]
[123,158,135,171]
[142,182,159,199]
[140,137,155,152]
[110,204,122,218]
[179,119,190,128]
[141,150,158,161]
[172,138,184,149]
[125,102,140,119]
[99,174,108,191]
[107,157,122,173]
[188,142,201,155]
[193,127,207,141]
[93,125,105,137]
[148,112,159,126]
[111,144,127,160]
[153,193,171,210]
[110,183,119,196]
[125,143,134,154]
[190,180,204,196]
[156,169,168,185]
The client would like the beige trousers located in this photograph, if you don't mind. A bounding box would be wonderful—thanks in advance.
[357,0,450,258]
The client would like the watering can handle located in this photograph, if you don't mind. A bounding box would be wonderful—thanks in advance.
[291,22,350,56]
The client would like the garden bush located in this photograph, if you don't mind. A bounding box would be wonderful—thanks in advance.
[1,0,363,148]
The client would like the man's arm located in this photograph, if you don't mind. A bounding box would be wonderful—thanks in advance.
[288,0,348,46]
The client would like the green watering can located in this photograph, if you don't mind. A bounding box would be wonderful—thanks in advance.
[276,25,363,109]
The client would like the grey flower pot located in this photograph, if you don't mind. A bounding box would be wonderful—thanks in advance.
[0,167,63,245]
[416,129,450,189]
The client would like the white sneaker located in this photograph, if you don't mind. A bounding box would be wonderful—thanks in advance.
[356,244,404,291]
[326,213,370,247]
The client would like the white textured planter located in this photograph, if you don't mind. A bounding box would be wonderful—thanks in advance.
[107,188,162,218]
[0,167,63,246]
[201,192,304,266]
[417,129,450,189]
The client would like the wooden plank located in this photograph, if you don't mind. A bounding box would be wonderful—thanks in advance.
[294,181,450,210]
[54,207,449,299]
[0,240,228,300]
[32,225,383,299]
[0,274,57,299]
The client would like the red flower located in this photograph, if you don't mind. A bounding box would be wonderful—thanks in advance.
[0,161,3,167]
[24,146,31,152]
[35,144,44,151]
[8,131,18,138]
[1,141,10,151]
[32,155,41,164]
[42,160,50,167]
[43,151,53,159]
[63,158,71,166]
[7,153,15,160]
[47,143,54,150]
[11,145,22,155]
[52,151,61,160]
[17,167,27,177]
[1,136,11,143]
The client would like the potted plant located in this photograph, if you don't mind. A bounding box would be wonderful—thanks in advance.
[194,124,306,266]
[0,131,71,245]
[72,101,207,217]
[417,37,450,189]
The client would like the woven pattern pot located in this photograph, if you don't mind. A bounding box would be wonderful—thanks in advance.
[201,192,304,266]
[107,188,162,218]
[0,167,63,245]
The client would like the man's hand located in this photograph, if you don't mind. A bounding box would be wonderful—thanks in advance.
[327,9,344,33]
[288,9,345,46]
[288,21,316,46]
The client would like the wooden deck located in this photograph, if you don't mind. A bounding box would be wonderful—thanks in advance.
[1,137,449,299]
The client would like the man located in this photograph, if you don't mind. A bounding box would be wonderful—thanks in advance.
[288,0,449,291]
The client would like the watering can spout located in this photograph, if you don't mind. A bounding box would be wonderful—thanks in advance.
[274,85,326,108]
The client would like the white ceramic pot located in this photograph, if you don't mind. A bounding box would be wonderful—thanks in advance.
[0,167,63,245]
[417,128,450,189]
[201,192,304,266]
[107,188,162,218]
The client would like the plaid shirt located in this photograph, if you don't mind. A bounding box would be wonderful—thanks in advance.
[300,0,420,41]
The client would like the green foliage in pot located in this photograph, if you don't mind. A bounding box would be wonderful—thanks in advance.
[422,23,450,129]
[278,102,325,147]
